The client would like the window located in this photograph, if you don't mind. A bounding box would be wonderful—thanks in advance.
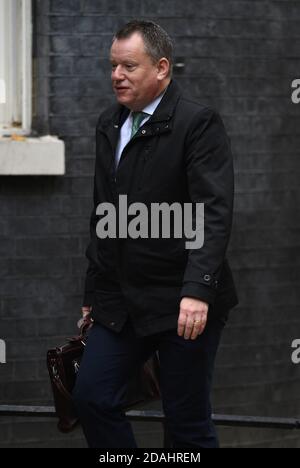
[0,0,32,136]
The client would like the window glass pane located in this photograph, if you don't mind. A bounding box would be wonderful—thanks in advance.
[0,0,29,132]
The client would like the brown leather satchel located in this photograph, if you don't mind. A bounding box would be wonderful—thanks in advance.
[46,318,161,433]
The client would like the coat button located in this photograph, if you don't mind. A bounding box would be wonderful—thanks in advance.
[110,322,116,327]
[142,130,146,135]
[204,274,211,282]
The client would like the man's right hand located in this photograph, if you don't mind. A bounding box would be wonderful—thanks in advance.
[77,306,93,329]
[81,306,92,318]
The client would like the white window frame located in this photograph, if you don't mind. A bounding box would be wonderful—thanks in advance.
[0,0,32,136]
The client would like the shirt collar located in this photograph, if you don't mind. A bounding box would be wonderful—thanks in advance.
[139,87,168,116]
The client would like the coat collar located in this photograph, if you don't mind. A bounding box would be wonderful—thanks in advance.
[100,79,182,132]
[98,80,181,159]
[147,79,181,124]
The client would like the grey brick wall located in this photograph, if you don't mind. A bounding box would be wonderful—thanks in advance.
[1,0,300,447]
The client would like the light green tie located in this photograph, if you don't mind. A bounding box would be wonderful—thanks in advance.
[131,111,148,138]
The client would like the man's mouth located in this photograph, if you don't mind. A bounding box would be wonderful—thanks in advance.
[115,86,130,92]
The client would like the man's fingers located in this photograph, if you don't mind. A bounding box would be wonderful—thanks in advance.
[82,306,92,317]
[177,314,187,336]
[197,315,208,337]
[178,310,208,340]
[78,306,93,329]
[178,300,209,340]
[178,311,200,339]
[190,319,203,340]
[184,319,195,340]
[190,317,207,339]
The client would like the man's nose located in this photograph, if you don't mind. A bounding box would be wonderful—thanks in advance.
[112,65,125,81]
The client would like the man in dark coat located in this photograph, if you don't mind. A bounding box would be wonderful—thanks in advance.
[73,20,238,448]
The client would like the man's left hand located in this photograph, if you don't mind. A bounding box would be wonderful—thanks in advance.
[178,297,209,340]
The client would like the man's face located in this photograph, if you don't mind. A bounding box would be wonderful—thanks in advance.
[110,32,167,111]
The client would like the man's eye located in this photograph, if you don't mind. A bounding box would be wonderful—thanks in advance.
[126,64,135,70]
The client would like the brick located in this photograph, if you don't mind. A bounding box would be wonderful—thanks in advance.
[49,16,75,33]
[0,422,11,444]
[236,284,299,307]
[66,158,94,176]
[7,420,86,446]
[50,0,81,14]
[50,115,96,136]
[0,259,13,278]
[0,239,16,258]
[231,135,300,155]
[141,0,194,17]
[7,217,69,237]
[122,0,143,16]
[15,318,39,338]
[50,95,107,115]
[50,35,81,54]
[73,16,120,34]
[8,336,66,361]
[72,56,108,76]
[79,35,114,56]
[0,197,16,214]
[15,258,71,278]
[14,196,66,216]
[49,77,78,96]
[2,379,51,402]
[16,237,80,257]
[229,245,300,269]
[13,361,39,381]
[234,153,300,172]
[35,0,50,16]
[0,296,66,319]
[0,363,14,384]
[82,0,125,14]
[70,256,87,275]
[235,172,300,192]
[0,436,87,448]
[70,176,96,195]
[64,136,95,156]
[158,17,291,39]
[49,56,73,75]
[230,228,300,250]
[62,196,93,216]
[35,12,50,35]
[77,77,112,96]
[37,316,78,338]
[68,216,91,234]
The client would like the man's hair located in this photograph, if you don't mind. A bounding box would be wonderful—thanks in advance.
[114,20,173,77]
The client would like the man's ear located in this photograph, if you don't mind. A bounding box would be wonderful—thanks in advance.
[157,57,170,81]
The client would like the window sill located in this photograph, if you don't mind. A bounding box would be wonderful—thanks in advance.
[0,135,65,175]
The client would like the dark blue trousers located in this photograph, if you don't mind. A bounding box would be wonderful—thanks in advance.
[72,315,226,448]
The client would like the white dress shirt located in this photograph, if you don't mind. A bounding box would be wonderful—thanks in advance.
[115,90,166,169]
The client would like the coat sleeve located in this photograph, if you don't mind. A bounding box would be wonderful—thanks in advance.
[82,119,102,307]
[180,107,235,306]
[82,175,100,307]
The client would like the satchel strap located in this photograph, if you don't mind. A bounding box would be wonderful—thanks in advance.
[67,316,94,344]
[52,371,73,401]
[47,316,94,405]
